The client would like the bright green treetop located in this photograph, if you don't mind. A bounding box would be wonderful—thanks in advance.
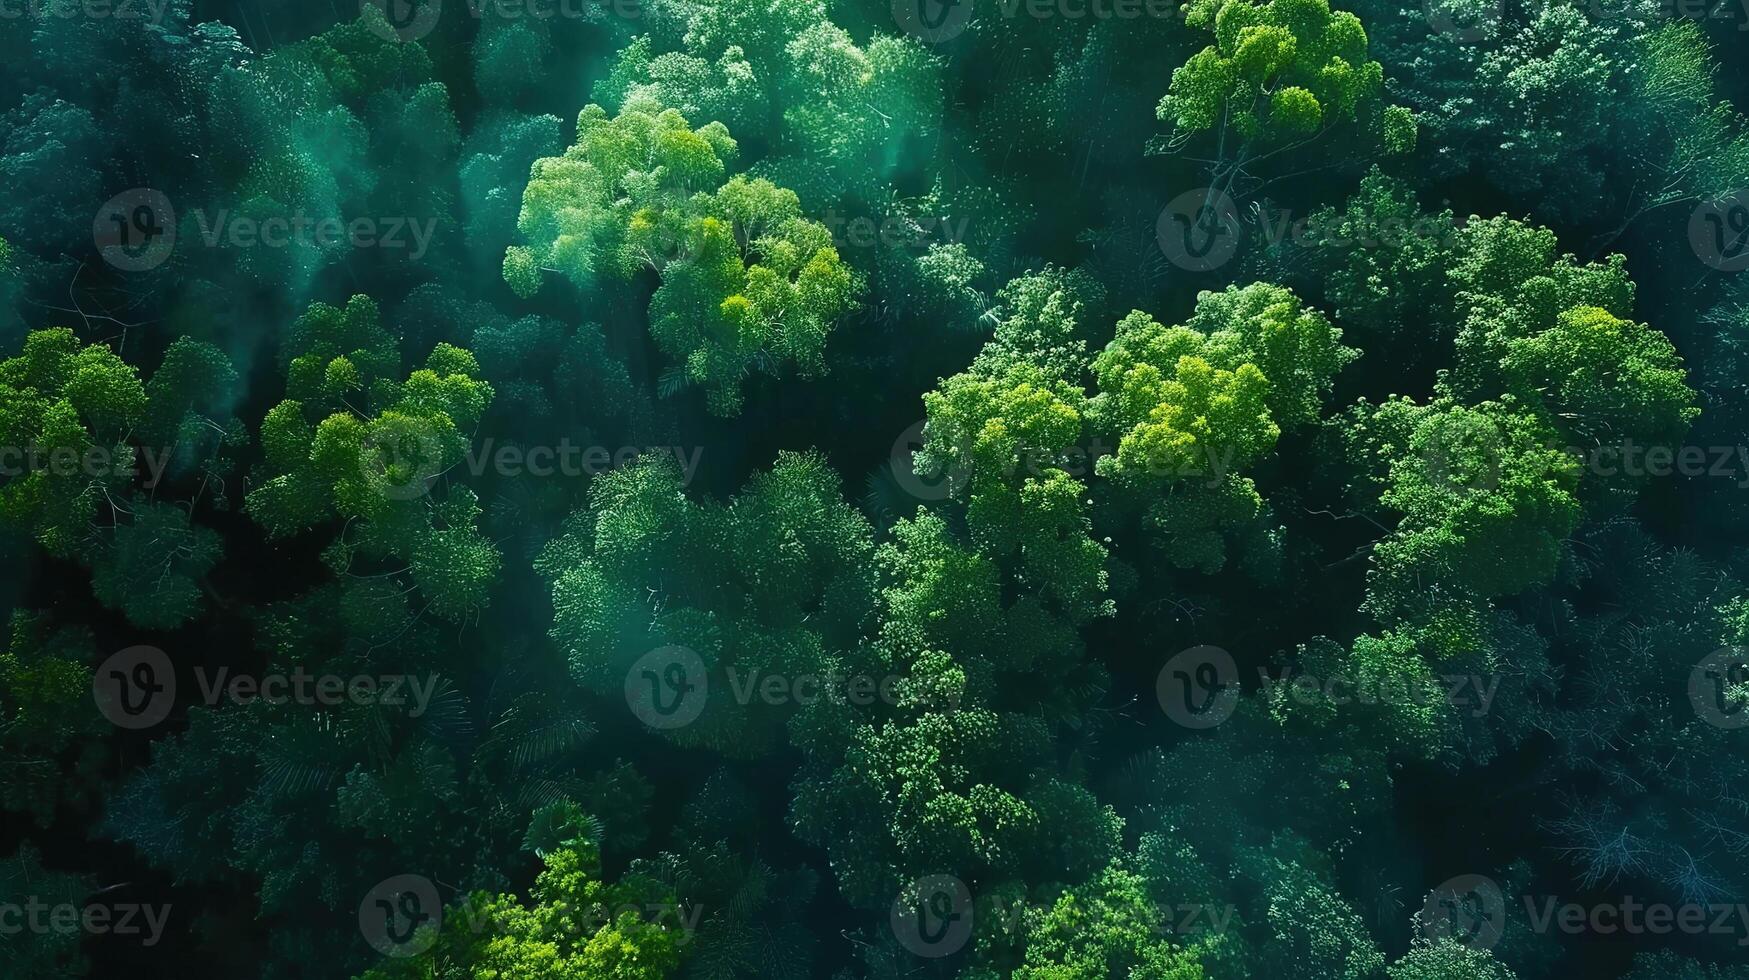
[1158,0,1404,178]
[358,804,688,980]
[511,101,858,415]
[247,297,499,623]
[1366,398,1580,614]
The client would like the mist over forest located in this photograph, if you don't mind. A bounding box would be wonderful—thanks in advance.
[3,1,1749,978]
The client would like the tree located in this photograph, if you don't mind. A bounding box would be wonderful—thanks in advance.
[0,613,105,827]
[459,112,565,274]
[1088,283,1352,573]
[0,328,237,628]
[0,845,92,979]
[540,451,874,756]
[507,99,737,292]
[1364,398,1580,614]
[1156,0,1408,195]
[973,861,1216,980]
[645,176,860,415]
[509,101,858,414]
[245,296,500,623]
[358,803,689,980]
[0,327,147,558]
[789,507,1118,909]
[1389,939,1518,980]
[1245,169,1460,390]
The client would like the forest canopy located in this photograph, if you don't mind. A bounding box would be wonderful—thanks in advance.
[1,1,1748,979]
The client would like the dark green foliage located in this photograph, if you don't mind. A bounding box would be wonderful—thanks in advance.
[0,613,106,825]
[0,4,1743,980]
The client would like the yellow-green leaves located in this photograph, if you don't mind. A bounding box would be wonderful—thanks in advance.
[1160,0,1397,162]
[512,104,857,415]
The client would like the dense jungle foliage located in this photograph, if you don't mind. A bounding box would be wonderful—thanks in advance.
[2,0,1749,977]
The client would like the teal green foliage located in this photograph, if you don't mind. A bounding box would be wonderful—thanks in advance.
[0,5,1741,980]
[540,451,874,756]
[0,845,92,979]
